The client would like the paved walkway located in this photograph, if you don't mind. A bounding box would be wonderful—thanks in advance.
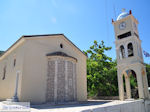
[0,100,142,112]
[30,100,136,112]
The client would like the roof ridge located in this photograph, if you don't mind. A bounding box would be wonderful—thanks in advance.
[22,34,64,38]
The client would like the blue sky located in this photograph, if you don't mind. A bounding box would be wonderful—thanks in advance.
[0,0,150,63]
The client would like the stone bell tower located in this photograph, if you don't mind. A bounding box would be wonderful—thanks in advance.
[112,9,149,100]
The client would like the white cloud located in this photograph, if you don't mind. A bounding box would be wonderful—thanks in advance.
[66,4,77,14]
[51,17,57,24]
[51,0,77,14]
[51,0,58,8]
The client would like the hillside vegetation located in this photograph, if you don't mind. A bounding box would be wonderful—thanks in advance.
[0,51,4,56]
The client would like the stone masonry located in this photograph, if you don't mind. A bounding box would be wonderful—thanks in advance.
[46,57,77,103]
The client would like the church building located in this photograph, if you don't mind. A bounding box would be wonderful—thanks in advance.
[0,34,87,104]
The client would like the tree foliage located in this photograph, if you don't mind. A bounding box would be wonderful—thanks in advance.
[146,63,150,87]
[0,51,4,56]
[84,40,118,96]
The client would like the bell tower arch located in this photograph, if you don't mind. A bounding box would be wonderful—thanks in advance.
[112,9,149,100]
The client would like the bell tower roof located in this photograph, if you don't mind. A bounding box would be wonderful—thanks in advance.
[117,9,129,21]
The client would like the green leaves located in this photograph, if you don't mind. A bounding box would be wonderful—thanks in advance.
[146,63,150,86]
[85,41,150,98]
[0,51,4,56]
[85,41,118,97]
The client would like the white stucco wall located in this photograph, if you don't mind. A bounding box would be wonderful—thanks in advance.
[20,35,87,104]
[0,41,25,101]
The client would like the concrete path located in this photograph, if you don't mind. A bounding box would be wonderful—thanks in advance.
[0,100,146,112]
[30,100,141,112]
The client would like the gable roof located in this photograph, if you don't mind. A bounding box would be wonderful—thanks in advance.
[0,34,87,59]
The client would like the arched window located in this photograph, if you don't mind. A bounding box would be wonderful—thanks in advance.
[60,43,63,48]
[14,59,16,67]
[120,45,125,59]
[128,43,134,57]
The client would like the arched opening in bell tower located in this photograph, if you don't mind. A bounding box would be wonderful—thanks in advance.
[128,70,139,99]
[127,43,134,57]
[120,45,125,59]
[122,69,139,99]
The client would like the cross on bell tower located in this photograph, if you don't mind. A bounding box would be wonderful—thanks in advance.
[112,9,149,100]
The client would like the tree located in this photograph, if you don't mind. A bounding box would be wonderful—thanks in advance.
[84,40,118,97]
[146,63,150,87]
[0,51,4,56]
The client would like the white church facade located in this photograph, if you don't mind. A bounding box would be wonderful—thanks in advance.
[0,34,87,104]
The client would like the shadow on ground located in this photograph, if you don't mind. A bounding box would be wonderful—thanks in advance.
[31,100,112,109]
